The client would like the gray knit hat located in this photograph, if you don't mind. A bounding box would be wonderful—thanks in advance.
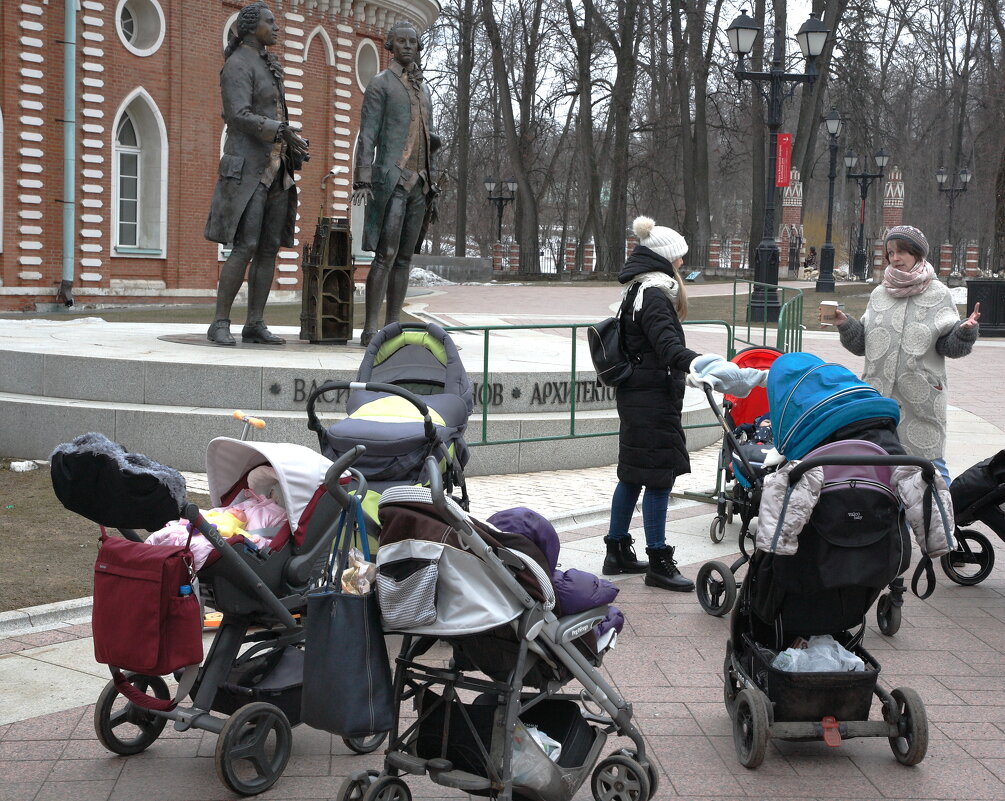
[885,225,929,261]
[633,216,688,263]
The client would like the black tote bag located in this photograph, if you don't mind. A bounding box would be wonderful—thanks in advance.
[301,500,393,737]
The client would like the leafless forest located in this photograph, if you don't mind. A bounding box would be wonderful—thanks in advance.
[417,0,1004,276]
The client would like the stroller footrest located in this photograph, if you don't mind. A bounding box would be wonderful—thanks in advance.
[386,751,428,776]
[429,768,494,792]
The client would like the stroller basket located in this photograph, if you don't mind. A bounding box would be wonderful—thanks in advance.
[211,645,305,725]
[747,641,879,723]
[416,690,605,801]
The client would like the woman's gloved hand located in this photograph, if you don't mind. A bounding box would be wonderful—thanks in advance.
[687,354,769,397]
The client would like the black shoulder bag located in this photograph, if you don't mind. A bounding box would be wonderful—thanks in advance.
[588,284,641,387]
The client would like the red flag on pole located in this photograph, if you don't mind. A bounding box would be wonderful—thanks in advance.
[776,134,792,187]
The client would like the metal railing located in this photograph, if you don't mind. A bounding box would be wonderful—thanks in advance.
[730,279,804,354]
[444,321,735,448]
[442,280,803,450]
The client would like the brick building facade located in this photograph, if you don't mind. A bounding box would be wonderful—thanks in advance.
[0,0,436,311]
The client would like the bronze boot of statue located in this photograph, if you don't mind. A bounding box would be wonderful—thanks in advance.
[208,319,236,346]
[241,321,285,345]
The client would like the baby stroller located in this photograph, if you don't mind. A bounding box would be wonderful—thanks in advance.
[50,432,382,796]
[939,449,1005,586]
[306,322,473,518]
[707,346,781,544]
[721,353,953,769]
[333,457,656,801]
[696,347,780,617]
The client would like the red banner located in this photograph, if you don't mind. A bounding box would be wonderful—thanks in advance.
[776,134,792,187]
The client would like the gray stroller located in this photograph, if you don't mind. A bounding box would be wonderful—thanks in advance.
[307,322,472,509]
[335,457,655,801]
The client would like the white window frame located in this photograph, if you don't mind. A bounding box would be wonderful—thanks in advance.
[110,87,168,258]
[115,115,141,249]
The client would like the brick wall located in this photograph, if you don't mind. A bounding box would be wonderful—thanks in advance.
[0,0,424,310]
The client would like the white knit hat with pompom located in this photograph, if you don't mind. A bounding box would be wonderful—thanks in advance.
[632,216,688,263]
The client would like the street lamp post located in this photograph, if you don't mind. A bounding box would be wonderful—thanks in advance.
[726,9,828,321]
[844,148,889,281]
[816,109,843,293]
[484,177,517,242]
[936,165,972,274]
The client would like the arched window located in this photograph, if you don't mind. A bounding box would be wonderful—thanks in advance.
[111,89,167,256]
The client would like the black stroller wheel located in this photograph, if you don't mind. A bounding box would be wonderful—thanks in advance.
[343,732,388,754]
[696,561,737,617]
[887,687,928,766]
[726,499,735,524]
[335,769,381,801]
[591,754,651,801]
[876,593,902,636]
[94,673,169,755]
[941,529,995,586]
[215,701,292,796]
[709,516,726,543]
[615,749,659,800]
[732,688,769,769]
[362,776,412,801]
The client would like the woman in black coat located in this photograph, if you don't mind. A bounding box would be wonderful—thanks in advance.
[600,217,702,590]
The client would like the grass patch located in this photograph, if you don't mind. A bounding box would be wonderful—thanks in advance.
[0,461,209,614]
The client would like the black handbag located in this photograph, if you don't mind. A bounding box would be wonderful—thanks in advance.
[301,499,393,737]
[588,285,640,387]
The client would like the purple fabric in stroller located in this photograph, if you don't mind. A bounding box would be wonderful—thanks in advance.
[487,507,624,636]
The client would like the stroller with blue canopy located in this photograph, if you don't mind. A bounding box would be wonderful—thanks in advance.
[720,353,953,768]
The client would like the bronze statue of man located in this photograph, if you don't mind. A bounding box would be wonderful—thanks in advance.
[204,1,309,346]
[352,21,440,347]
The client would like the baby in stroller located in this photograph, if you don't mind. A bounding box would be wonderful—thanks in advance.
[50,431,381,796]
[722,353,954,769]
[334,457,656,801]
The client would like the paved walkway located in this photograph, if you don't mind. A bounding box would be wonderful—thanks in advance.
[2,280,1005,800]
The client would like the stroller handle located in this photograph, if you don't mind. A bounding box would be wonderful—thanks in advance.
[703,384,761,485]
[788,454,935,486]
[322,444,367,508]
[305,380,438,443]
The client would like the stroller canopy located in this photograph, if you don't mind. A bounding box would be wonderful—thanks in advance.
[725,346,781,427]
[768,353,900,460]
[206,438,332,533]
[357,322,473,408]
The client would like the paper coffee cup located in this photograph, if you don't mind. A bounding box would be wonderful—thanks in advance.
[819,300,839,325]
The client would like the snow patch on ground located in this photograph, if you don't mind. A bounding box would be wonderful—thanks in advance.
[409,267,456,287]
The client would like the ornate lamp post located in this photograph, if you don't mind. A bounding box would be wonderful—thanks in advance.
[936,165,972,274]
[484,177,517,242]
[726,9,828,321]
[816,108,843,293]
[844,148,889,281]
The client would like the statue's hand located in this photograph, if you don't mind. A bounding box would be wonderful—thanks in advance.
[352,183,373,206]
[284,128,310,159]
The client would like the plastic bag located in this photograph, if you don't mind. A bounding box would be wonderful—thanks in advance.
[511,722,559,790]
[771,634,865,672]
[341,548,377,595]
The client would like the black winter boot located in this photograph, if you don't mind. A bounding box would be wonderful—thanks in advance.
[602,536,648,575]
[644,546,695,592]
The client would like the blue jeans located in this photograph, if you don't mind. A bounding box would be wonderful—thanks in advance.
[607,480,672,550]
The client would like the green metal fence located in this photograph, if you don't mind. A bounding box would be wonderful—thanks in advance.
[443,280,803,449]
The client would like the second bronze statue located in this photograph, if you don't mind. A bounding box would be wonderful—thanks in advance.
[352,21,441,347]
